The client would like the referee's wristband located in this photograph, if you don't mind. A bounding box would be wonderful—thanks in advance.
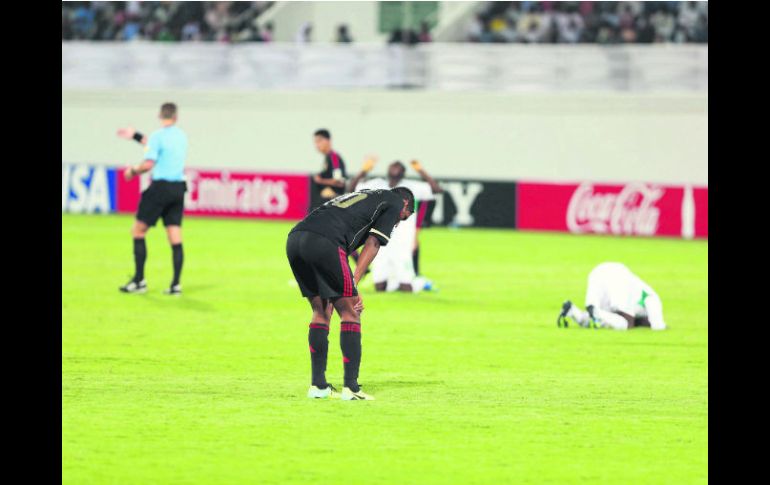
[132,132,144,143]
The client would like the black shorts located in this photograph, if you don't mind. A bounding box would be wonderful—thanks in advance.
[136,180,186,227]
[286,231,357,299]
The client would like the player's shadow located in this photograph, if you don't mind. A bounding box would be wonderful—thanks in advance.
[365,379,446,390]
[141,285,217,313]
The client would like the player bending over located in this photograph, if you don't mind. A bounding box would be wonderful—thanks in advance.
[349,158,440,292]
[116,102,188,295]
[558,262,667,330]
[287,187,415,400]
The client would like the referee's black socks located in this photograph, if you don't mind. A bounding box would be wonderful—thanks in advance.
[308,323,330,387]
[171,243,183,286]
[133,238,146,282]
[340,322,362,392]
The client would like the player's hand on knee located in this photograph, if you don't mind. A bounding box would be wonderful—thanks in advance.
[354,295,364,314]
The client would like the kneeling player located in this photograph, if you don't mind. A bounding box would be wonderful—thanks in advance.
[286,187,415,400]
[557,262,667,331]
[350,159,439,292]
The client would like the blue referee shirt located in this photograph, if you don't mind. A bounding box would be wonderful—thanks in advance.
[144,125,188,181]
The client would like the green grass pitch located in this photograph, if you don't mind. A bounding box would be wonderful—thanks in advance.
[62,213,708,485]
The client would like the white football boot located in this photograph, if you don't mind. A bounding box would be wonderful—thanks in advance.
[341,387,375,401]
[307,384,340,399]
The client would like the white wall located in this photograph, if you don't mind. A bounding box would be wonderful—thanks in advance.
[62,89,707,185]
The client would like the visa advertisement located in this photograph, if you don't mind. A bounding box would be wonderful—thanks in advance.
[62,163,310,221]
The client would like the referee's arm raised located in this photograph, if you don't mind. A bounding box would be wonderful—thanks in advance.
[117,126,148,145]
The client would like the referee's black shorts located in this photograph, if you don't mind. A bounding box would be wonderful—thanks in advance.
[136,180,187,227]
[286,231,357,300]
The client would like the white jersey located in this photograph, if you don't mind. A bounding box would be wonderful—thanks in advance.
[585,262,666,330]
[356,178,435,202]
[356,178,434,288]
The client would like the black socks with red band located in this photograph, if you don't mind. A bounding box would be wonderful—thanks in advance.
[309,321,362,392]
[308,323,330,388]
[340,322,362,392]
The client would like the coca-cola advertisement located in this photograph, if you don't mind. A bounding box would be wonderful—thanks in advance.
[517,181,708,239]
[116,169,310,221]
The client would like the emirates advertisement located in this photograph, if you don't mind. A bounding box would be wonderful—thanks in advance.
[182,170,309,220]
[115,169,310,221]
[516,181,708,239]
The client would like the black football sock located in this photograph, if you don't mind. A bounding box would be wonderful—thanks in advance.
[133,238,146,282]
[340,322,362,392]
[413,246,420,275]
[309,323,330,387]
[171,243,183,286]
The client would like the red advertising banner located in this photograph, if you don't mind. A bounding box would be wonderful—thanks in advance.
[116,175,141,213]
[116,169,310,221]
[517,181,708,239]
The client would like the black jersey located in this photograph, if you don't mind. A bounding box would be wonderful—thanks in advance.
[291,189,403,254]
[317,150,347,199]
[319,150,347,180]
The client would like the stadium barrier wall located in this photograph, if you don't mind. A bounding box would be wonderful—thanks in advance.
[63,163,707,239]
[62,89,708,186]
[62,43,707,92]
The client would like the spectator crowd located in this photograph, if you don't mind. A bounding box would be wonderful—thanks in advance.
[62,1,707,45]
[62,1,274,42]
[466,1,707,44]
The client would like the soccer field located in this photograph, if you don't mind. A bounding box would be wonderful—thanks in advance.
[62,213,708,485]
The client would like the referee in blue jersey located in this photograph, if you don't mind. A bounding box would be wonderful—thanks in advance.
[116,102,188,295]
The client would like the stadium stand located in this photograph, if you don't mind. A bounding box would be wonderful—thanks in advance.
[62,1,275,42]
[62,1,707,45]
[466,1,708,44]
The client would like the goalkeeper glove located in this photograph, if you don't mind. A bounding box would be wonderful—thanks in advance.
[410,159,423,172]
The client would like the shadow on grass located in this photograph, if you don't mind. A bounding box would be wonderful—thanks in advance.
[363,379,446,391]
[140,284,219,312]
